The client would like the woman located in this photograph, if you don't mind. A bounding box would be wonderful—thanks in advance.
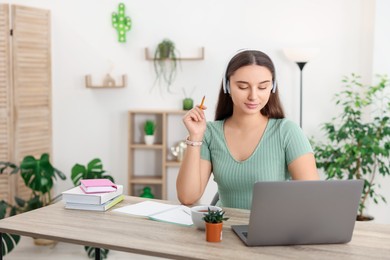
[176,49,319,209]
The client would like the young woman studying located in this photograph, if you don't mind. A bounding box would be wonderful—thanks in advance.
[176,49,319,209]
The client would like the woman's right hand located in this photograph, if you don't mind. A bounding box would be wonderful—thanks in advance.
[183,106,207,140]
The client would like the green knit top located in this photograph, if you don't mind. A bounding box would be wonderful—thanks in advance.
[200,118,313,209]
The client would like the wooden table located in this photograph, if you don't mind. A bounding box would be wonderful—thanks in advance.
[1,196,390,260]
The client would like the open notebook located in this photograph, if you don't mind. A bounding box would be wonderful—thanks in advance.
[113,200,193,226]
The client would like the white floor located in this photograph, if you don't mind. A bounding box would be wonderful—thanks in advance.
[4,236,167,260]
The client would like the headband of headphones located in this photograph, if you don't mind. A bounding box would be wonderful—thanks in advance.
[222,49,277,94]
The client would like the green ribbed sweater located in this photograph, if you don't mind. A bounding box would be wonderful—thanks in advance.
[200,118,313,209]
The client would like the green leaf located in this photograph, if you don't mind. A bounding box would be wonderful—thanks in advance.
[71,158,115,186]
[85,246,109,259]
[2,233,21,256]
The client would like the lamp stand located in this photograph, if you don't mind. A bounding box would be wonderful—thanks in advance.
[296,62,307,128]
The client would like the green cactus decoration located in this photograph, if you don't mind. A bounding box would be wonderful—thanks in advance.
[112,3,132,43]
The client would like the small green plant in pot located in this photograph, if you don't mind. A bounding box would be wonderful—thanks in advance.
[153,38,180,93]
[313,74,390,221]
[203,208,229,242]
[144,120,156,145]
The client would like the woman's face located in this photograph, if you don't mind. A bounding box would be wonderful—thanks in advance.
[229,65,273,115]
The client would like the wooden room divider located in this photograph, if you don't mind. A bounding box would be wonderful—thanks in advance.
[0,4,52,203]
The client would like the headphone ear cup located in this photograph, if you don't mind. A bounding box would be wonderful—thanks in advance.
[272,80,277,93]
[226,81,230,94]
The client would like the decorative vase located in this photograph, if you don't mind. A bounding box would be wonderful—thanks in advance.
[182,98,193,110]
[205,222,223,242]
[144,135,155,145]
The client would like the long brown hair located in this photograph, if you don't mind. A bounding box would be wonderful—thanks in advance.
[215,50,285,120]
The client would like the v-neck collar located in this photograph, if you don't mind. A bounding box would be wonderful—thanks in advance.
[221,118,272,163]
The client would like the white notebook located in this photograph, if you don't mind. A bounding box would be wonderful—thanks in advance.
[113,200,193,226]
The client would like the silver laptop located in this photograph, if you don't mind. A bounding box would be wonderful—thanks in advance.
[232,180,363,246]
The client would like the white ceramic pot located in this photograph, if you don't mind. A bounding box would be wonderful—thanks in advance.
[144,135,155,145]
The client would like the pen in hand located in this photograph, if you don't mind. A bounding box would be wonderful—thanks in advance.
[199,95,206,110]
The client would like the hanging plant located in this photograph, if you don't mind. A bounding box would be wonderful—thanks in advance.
[153,38,180,92]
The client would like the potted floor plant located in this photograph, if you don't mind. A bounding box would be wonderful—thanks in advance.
[203,208,229,242]
[153,38,180,92]
[313,74,390,221]
[71,158,115,259]
[0,153,66,255]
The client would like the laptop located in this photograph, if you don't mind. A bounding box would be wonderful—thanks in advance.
[231,180,363,246]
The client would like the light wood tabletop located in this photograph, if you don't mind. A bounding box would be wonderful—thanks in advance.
[0,196,389,260]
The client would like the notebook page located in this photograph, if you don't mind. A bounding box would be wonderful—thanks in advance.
[113,200,180,217]
[149,205,193,226]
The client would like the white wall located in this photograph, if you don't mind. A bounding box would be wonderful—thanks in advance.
[367,0,390,224]
[2,0,389,223]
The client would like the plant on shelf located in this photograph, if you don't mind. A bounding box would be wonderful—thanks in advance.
[182,86,196,110]
[0,153,66,255]
[153,38,180,92]
[203,208,229,242]
[71,158,115,259]
[144,120,156,145]
[313,73,390,221]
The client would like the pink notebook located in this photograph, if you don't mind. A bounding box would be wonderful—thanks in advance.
[80,179,117,194]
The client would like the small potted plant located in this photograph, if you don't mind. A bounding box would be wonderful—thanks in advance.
[144,120,156,145]
[203,207,229,242]
[182,86,195,110]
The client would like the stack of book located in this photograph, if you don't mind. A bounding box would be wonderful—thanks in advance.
[62,179,124,211]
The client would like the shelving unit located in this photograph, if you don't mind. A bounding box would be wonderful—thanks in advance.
[128,110,187,199]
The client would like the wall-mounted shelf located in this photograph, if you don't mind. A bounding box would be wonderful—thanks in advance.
[85,74,127,88]
[144,47,205,61]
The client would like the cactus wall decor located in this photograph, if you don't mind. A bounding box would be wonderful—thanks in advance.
[112,3,132,43]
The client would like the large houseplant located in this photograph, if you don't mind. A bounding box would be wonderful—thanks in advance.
[71,158,115,259]
[313,74,390,220]
[0,153,66,256]
[153,38,180,92]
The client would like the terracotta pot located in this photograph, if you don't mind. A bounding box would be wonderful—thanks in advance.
[205,222,223,242]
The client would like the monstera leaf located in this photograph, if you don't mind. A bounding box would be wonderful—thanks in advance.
[20,153,66,194]
[0,201,20,257]
[85,246,109,259]
[71,158,114,186]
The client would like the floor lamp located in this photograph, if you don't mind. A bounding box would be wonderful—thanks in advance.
[283,48,319,128]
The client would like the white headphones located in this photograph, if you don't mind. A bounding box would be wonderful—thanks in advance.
[222,49,277,94]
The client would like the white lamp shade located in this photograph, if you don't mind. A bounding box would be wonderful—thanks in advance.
[283,48,320,63]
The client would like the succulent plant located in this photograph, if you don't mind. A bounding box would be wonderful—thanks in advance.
[202,208,229,223]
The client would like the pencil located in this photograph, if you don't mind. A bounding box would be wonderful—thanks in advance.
[199,95,206,109]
